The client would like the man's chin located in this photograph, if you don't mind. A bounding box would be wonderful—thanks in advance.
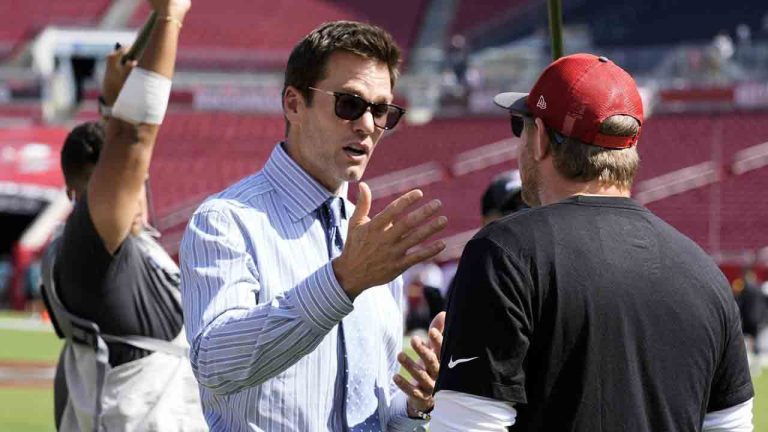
[343,167,365,183]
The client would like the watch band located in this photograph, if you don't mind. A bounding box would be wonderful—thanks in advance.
[98,95,112,118]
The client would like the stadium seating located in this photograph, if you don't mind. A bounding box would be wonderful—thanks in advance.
[450,0,534,39]
[719,165,768,252]
[364,117,511,179]
[147,111,284,217]
[636,111,768,252]
[643,164,768,253]
[0,104,42,124]
[142,110,768,253]
[0,0,110,59]
[636,111,768,181]
[566,0,765,47]
[131,0,428,69]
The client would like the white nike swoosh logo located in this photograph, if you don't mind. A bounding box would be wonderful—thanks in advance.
[448,356,479,369]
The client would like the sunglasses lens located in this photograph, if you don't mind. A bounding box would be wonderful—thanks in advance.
[383,106,403,130]
[335,94,367,121]
[331,91,404,130]
[510,116,524,137]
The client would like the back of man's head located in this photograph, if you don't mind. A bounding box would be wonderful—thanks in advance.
[61,121,104,199]
[548,115,640,190]
[494,54,644,189]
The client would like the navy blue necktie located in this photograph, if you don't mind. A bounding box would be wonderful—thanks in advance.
[320,197,381,431]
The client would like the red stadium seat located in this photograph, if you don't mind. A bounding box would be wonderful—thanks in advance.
[130,0,428,70]
[0,0,110,58]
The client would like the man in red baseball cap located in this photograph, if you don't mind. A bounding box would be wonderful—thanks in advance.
[431,54,754,431]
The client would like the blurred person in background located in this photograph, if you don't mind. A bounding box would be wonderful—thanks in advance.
[181,21,447,431]
[41,0,206,430]
[734,268,767,376]
[405,262,445,333]
[432,53,754,431]
[481,169,528,226]
[0,254,11,303]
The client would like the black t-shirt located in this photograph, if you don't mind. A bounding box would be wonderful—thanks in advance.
[54,198,183,366]
[436,195,753,432]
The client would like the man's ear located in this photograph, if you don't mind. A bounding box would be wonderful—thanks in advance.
[533,117,551,161]
[283,86,304,125]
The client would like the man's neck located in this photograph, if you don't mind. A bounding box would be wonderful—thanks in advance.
[281,140,344,195]
[539,180,630,206]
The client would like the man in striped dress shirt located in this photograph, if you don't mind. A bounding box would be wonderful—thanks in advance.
[181,21,448,431]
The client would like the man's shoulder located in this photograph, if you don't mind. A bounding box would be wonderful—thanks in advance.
[195,171,274,216]
[475,207,542,245]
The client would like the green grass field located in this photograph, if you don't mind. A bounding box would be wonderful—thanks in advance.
[1,315,766,431]
[0,315,61,432]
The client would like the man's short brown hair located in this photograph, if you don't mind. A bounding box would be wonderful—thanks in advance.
[547,115,640,190]
[283,21,401,106]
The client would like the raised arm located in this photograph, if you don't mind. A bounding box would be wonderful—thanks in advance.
[87,0,190,253]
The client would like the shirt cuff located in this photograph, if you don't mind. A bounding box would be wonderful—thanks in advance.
[388,393,429,431]
[288,261,354,332]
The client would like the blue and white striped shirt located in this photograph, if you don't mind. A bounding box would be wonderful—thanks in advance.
[180,143,425,431]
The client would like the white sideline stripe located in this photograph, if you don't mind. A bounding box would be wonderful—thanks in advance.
[366,162,444,199]
[0,317,55,333]
[0,367,55,380]
[731,140,768,175]
[634,161,718,204]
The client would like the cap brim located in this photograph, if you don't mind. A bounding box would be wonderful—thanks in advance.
[493,92,530,115]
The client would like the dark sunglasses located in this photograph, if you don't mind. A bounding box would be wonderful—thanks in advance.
[510,115,528,138]
[510,116,524,138]
[309,87,405,130]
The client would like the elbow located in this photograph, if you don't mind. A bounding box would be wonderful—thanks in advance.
[190,335,260,396]
[189,338,231,395]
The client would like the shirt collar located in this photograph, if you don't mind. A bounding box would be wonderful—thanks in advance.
[263,142,348,221]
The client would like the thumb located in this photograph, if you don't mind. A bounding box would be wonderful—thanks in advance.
[350,181,372,227]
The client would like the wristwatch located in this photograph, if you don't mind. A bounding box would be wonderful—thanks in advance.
[409,405,433,421]
[98,95,112,118]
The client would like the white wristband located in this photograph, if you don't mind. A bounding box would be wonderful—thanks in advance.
[112,67,172,125]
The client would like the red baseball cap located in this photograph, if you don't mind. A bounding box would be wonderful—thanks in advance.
[493,53,644,149]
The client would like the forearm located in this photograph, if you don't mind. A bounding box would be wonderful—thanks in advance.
[190,262,353,395]
[138,9,184,79]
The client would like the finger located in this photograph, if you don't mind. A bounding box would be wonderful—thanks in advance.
[430,311,446,333]
[398,215,448,252]
[389,199,443,240]
[398,352,433,391]
[370,189,423,230]
[428,327,444,362]
[411,335,440,379]
[393,375,430,402]
[106,50,121,64]
[349,182,371,227]
[399,240,446,270]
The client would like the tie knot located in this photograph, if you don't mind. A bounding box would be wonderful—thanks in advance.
[323,197,343,229]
